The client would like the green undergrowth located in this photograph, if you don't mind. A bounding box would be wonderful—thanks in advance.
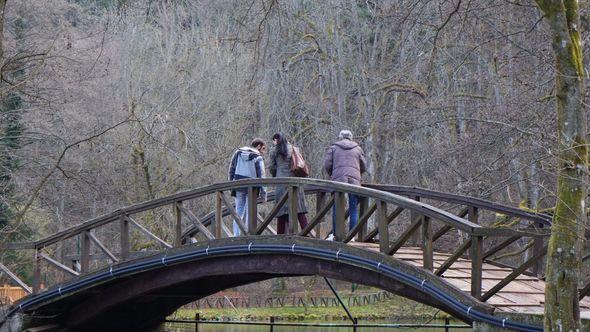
[171,296,443,322]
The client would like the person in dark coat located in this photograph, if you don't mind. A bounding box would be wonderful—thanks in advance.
[269,132,309,234]
[323,130,367,239]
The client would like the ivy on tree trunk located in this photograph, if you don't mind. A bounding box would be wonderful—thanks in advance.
[534,0,587,331]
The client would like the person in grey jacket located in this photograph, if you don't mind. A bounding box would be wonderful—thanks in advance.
[228,138,267,236]
[323,130,367,239]
[269,132,308,234]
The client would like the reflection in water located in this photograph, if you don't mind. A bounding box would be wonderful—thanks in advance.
[160,319,470,331]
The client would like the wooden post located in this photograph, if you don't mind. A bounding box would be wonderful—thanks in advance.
[422,216,433,271]
[269,316,275,332]
[334,191,346,241]
[215,192,222,238]
[80,230,90,274]
[532,224,544,277]
[410,196,421,246]
[377,200,389,253]
[288,186,298,234]
[175,201,183,246]
[195,312,199,332]
[467,206,478,259]
[468,206,479,224]
[358,197,369,242]
[247,186,257,235]
[120,214,129,261]
[471,235,483,299]
[315,192,326,238]
[33,249,41,294]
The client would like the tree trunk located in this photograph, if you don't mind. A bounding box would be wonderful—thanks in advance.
[534,1,587,331]
[0,0,6,62]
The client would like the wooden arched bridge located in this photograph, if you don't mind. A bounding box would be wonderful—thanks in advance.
[1,178,588,331]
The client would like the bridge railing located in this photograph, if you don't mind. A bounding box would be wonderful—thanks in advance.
[2,178,552,303]
[181,180,552,300]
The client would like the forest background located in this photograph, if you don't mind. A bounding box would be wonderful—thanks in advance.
[0,0,588,299]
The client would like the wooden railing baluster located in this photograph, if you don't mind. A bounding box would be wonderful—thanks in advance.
[358,197,369,241]
[288,186,299,234]
[345,201,376,243]
[120,214,129,261]
[256,190,289,235]
[315,191,326,238]
[410,196,421,246]
[247,186,258,235]
[215,192,222,238]
[532,224,544,277]
[435,239,472,276]
[87,232,118,262]
[377,200,389,253]
[386,213,422,255]
[334,191,346,241]
[471,235,483,299]
[480,245,547,301]
[219,191,247,235]
[422,216,433,271]
[175,201,183,246]
[33,249,41,294]
[81,230,91,274]
[301,195,334,237]
[363,206,404,243]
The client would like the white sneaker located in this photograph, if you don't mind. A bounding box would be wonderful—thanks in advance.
[326,234,335,241]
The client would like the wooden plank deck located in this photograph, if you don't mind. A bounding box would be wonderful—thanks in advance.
[351,243,590,318]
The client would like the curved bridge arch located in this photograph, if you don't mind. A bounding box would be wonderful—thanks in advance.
[8,236,530,331]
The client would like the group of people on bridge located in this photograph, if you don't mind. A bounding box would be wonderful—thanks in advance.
[227,130,367,238]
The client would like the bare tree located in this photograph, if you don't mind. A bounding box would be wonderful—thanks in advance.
[533,0,587,330]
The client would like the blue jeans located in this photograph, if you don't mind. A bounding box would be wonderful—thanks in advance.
[233,191,248,236]
[332,194,359,234]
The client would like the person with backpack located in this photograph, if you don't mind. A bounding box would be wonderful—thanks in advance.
[323,130,367,240]
[269,133,309,234]
[228,138,268,236]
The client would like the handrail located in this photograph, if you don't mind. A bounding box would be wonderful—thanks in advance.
[181,185,551,241]
[364,184,552,226]
[29,178,529,249]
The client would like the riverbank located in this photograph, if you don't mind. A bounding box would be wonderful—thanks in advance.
[172,295,445,322]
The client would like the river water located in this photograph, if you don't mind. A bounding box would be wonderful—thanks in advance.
[159,319,470,331]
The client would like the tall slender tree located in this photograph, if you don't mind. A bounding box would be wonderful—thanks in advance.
[533,0,587,331]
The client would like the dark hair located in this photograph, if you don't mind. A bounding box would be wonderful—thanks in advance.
[272,132,289,157]
[251,138,266,149]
